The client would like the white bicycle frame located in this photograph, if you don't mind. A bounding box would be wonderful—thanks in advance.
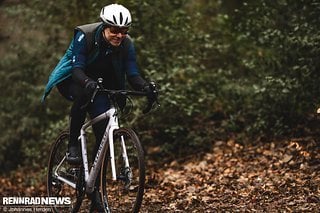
[54,107,130,194]
[83,107,132,194]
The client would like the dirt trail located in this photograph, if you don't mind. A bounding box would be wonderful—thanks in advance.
[1,138,319,212]
[141,139,320,212]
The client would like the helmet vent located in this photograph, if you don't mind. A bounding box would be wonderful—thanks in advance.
[120,12,123,25]
[113,15,117,24]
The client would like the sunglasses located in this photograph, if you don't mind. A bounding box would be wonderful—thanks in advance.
[109,27,129,35]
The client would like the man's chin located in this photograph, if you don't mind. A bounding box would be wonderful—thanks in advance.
[110,40,122,46]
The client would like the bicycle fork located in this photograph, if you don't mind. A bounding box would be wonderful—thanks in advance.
[108,127,130,182]
[108,126,118,181]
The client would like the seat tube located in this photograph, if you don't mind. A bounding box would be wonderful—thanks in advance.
[80,129,89,182]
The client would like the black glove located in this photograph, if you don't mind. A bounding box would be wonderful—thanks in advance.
[84,79,97,98]
[143,82,158,102]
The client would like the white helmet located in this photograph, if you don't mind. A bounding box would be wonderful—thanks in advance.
[100,4,132,27]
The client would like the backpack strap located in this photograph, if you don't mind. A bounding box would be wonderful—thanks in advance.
[75,22,103,61]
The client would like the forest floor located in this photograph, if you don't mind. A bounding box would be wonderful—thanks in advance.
[1,137,319,212]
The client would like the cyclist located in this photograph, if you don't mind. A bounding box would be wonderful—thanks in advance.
[44,4,156,211]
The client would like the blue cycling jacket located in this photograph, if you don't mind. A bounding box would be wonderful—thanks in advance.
[42,23,140,102]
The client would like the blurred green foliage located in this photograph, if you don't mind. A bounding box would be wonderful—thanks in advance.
[0,0,319,172]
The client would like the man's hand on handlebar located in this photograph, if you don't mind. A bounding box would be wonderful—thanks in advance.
[85,79,98,98]
[142,82,159,114]
[143,82,158,101]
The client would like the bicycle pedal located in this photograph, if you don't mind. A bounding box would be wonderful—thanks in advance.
[51,177,61,186]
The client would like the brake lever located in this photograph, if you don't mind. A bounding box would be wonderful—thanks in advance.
[90,78,104,103]
[143,101,153,114]
[90,87,99,103]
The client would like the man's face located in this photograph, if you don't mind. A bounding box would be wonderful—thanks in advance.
[103,26,129,46]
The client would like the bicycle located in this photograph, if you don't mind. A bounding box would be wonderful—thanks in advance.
[47,78,158,212]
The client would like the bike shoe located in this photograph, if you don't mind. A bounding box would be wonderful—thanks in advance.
[89,190,105,212]
[66,146,82,165]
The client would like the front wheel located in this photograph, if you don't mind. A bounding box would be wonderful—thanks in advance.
[100,128,145,212]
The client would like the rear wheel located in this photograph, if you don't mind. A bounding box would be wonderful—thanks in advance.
[100,128,145,212]
[47,130,86,212]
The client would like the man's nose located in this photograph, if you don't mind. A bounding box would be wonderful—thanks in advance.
[116,33,125,37]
